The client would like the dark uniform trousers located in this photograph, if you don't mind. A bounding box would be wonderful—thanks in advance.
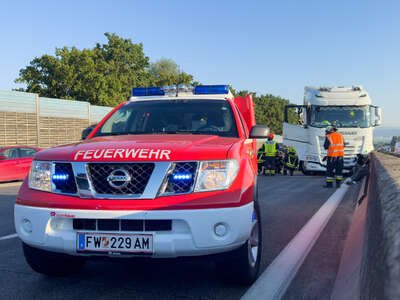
[265,156,276,175]
[326,156,344,186]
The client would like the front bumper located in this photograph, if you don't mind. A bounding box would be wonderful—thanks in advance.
[14,203,253,258]
[304,159,355,173]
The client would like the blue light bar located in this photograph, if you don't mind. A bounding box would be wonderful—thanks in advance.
[193,85,229,95]
[52,173,69,182]
[132,87,165,97]
[172,173,193,181]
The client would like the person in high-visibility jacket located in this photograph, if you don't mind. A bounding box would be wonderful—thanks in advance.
[262,133,278,175]
[323,126,345,188]
[257,147,265,175]
[283,146,299,176]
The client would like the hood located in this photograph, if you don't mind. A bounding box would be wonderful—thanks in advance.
[35,134,238,162]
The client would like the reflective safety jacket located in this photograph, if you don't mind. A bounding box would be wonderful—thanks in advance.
[285,154,299,168]
[257,148,265,163]
[262,141,277,157]
[324,132,345,157]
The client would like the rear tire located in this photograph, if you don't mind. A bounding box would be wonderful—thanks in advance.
[216,201,262,285]
[22,242,85,276]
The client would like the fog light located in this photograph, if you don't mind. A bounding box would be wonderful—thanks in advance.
[214,223,227,237]
[22,218,32,233]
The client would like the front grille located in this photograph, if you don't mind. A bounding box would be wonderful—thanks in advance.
[53,163,77,194]
[164,162,198,194]
[87,163,155,195]
[73,219,172,232]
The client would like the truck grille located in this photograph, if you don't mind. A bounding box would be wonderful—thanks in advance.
[87,163,155,195]
[344,145,362,156]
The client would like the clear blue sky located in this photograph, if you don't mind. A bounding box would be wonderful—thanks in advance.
[1,0,399,126]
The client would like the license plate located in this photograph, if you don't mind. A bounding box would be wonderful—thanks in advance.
[76,233,153,254]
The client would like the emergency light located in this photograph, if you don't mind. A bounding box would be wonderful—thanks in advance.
[52,173,69,183]
[132,87,165,96]
[193,85,229,95]
[131,85,229,97]
[172,173,193,181]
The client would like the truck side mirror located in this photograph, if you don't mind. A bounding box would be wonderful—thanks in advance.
[374,107,382,126]
[249,125,270,139]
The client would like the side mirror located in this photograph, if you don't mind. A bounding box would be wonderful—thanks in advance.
[249,125,270,139]
[374,107,382,126]
[0,155,7,160]
[81,124,97,140]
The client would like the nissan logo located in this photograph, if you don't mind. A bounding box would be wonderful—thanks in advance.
[107,169,131,189]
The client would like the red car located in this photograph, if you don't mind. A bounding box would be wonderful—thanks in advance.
[0,146,41,182]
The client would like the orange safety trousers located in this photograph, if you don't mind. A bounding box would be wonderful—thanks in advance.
[327,132,344,157]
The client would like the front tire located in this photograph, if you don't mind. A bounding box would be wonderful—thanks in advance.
[300,161,312,175]
[22,242,85,276]
[216,201,262,285]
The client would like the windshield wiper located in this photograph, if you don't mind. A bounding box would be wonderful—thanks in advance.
[95,131,150,137]
[96,130,227,137]
[155,130,218,135]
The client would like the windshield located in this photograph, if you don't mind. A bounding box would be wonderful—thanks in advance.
[310,106,371,128]
[96,100,238,137]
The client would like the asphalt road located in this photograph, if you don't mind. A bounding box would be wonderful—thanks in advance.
[0,176,357,300]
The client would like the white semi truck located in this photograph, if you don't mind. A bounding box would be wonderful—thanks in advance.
[283,86,382,174]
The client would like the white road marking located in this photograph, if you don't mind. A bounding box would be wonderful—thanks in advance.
[0,233,18,241]
[242,185,350,300]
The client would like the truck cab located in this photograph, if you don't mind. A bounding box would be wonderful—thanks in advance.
[283,86,381,174]
[14,85,268,284]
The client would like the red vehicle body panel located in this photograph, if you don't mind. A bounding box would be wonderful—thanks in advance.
[35,135,236,162]
[233,94,256,133]
[0,146,41,182]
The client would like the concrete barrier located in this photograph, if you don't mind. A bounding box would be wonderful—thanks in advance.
[331,152,400,300]
[365,152,400,299]
[332,152,400,299]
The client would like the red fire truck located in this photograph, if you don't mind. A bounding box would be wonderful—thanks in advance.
[15,85,269,284]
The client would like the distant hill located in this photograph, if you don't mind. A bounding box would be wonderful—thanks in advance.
[374,127,400,138]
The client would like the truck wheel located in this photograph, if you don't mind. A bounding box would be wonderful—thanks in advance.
[22,242,85,276]
[216,201,262,285]
[300,161,311,175]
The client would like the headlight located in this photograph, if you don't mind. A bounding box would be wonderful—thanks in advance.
[29,161,52,192]
[194,160,239,192]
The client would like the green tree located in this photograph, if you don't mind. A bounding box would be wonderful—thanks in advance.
[235,90,298,134]
[15,33,193,106]
[149,58,193,86]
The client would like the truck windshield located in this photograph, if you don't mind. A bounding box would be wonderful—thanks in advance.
[310,106,371,128]
[96,100,238,138]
